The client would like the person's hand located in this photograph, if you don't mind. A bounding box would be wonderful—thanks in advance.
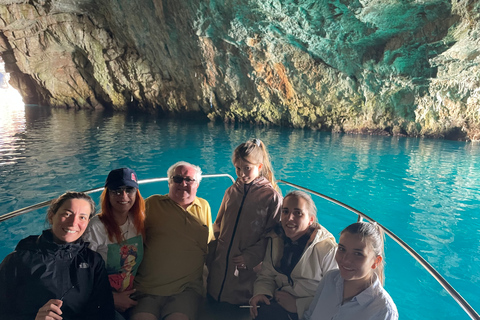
[275,290,297,313]
[249,294,270,319]
[35,299,63,320]
[113,289,138,312]
[232,255,247,269]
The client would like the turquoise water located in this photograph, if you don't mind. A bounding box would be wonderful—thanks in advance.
[1,106,479,319]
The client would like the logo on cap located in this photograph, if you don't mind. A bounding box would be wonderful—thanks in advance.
[131,173,137,182]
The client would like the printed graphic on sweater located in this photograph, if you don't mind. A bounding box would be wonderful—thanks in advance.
[106,235,143,292]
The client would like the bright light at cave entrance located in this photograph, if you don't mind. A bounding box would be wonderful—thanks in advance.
[0,61,26,153]
[0,60,25,119]
[0,85,25,110]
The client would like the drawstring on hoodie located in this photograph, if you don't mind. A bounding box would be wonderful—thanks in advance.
[61,285,75,301]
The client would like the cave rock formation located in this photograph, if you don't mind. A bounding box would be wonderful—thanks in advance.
[1,0,479,140]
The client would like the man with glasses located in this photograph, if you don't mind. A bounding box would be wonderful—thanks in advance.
[131,161,213,320]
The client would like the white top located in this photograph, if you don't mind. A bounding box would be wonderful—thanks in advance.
[303,269,398,320]
[84,214,139,260]
[83,214,143,292]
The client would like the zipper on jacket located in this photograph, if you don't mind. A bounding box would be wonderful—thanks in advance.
[269,236,294,286]
[217,183,251,301]
[271,228,316,288]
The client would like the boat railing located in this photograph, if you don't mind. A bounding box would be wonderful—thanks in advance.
[0,175,478,319]
[0,174,236,223]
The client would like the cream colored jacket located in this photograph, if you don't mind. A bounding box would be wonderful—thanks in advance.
[253,225,338,318]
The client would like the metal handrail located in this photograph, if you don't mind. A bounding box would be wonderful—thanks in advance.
[0,174,235,223]
[277,179,480,320]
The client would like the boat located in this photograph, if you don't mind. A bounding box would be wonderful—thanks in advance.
[1,174,479,320]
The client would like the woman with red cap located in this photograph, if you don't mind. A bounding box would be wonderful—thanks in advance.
[83,167,146,320]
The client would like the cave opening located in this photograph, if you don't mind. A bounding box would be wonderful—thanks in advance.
[0,55,25,110]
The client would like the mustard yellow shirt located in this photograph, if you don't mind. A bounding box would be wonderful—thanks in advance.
[134,195,213,296]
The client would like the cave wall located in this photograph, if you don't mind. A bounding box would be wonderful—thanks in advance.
[0,0,479,140]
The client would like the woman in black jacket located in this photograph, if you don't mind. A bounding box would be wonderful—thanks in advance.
[0,191,115,320]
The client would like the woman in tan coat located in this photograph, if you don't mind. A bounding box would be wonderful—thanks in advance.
[249,190,338,320]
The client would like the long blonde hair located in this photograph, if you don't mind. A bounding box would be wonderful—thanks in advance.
[233,139,279,192]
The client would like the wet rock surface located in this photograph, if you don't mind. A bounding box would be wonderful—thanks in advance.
[0,0,479,140]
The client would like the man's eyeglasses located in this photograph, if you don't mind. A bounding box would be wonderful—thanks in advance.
[171,176,196,184]
[109,187,137,196]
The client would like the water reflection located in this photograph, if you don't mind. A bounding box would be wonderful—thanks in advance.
[0,60,26,167]
[0,90,26,167]
[406,138,480,286]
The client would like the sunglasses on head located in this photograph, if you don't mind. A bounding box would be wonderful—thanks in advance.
[172,176,196,184]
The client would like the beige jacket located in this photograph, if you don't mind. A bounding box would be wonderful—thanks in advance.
[253,225,338,318]
[207,176,282,304]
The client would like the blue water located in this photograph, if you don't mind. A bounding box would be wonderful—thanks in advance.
[1,106,479,319]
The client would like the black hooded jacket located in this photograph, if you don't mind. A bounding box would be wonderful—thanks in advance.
[0,229,115,320]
